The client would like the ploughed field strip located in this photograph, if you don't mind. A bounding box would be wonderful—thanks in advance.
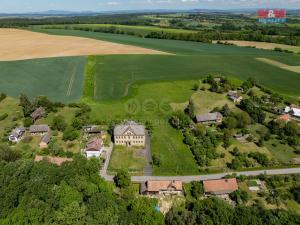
[0,29,167,61]
[256,58,300,74]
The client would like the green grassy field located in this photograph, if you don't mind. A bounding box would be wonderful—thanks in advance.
[88,80,199,175]
[0,56,86,103]
[108,146,147,174]
[31,28,300,100]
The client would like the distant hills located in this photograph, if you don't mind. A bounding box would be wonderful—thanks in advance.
[0,8,299,18]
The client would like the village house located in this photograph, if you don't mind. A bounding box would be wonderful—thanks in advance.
[31,107,45,121]
[140,180,183,196]
[8,127,25,143]
[84,137,104,158]
[34,155,73,166]
[39,133,51,149]
[203,178,238,195]
[114,121,146,147]
[228,90,243,103]
[196,112,223,124]
[29,124,50,136]
[284,106,300,122]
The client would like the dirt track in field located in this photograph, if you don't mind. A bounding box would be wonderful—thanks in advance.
[256,58,300,74]
[0,29,168,61]
[213,40,300,53]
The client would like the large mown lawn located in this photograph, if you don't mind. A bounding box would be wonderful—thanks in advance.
[88,80,199,175]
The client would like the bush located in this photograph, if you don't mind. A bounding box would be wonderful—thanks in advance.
[152,153,162,167]
[114,170,131,189]
[63,127,79,141]
[0,113,8,121]
[23,117,33,127]
[0,93,7,102]
[52,115,67,131]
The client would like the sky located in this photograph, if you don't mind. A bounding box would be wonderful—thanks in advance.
[0,0,299,13]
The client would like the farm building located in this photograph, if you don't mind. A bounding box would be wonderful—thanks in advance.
[29,124,50,135]
[34,155,73,166]
[83,125,102,135]
[39,133,51,149]
[31,107,45,121]
[203,178,238,195]
[84,137,104,158]
[8,127,25,143]
[196,112,223,124]
[140,180,183,196]
[284,106,300,121]
[228,90,243,103]
[114,121,146,147]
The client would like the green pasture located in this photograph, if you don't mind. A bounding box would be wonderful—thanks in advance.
[88,80,199,175]
[0,56,86,103]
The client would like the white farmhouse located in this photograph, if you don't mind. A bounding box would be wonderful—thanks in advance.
[9,127,25,143]
[84,137,104,158]
[114,121,146,147]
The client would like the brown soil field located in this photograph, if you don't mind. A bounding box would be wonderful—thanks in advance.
[256,58,300,74]
[213,40,300,53]
[0,29,168,61]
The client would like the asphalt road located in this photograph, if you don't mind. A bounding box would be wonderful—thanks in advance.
[101,167,300,183]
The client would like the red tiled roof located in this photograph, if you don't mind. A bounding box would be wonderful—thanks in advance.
[85,137,103,151]
[276,114,290,122]
[146,180,183,192]
[203,178,238,194]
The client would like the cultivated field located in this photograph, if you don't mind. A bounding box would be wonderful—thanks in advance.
[214,40,300,53]
[256,58,300,74]
[0,29,166,61]
[33,29,300,99]
[0,57,86,102]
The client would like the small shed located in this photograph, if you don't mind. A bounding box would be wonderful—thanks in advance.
[31,107,45,121]
[39,133,51,149]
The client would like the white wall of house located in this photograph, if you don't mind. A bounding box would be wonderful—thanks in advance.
[85,150,102,158]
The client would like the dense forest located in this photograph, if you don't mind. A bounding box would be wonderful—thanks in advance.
[0,149,165,225]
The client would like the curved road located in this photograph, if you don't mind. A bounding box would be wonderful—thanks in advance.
[101,167,300,183]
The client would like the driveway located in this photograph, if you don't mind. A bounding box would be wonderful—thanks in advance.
[144,132,152,176]
[100,143,113,177]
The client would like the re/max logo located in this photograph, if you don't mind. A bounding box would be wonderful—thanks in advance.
[258,9,287,23]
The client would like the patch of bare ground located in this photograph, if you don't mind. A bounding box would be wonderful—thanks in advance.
[0,29,169,61]
[213,40,300,53]
[256,58,300,74]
